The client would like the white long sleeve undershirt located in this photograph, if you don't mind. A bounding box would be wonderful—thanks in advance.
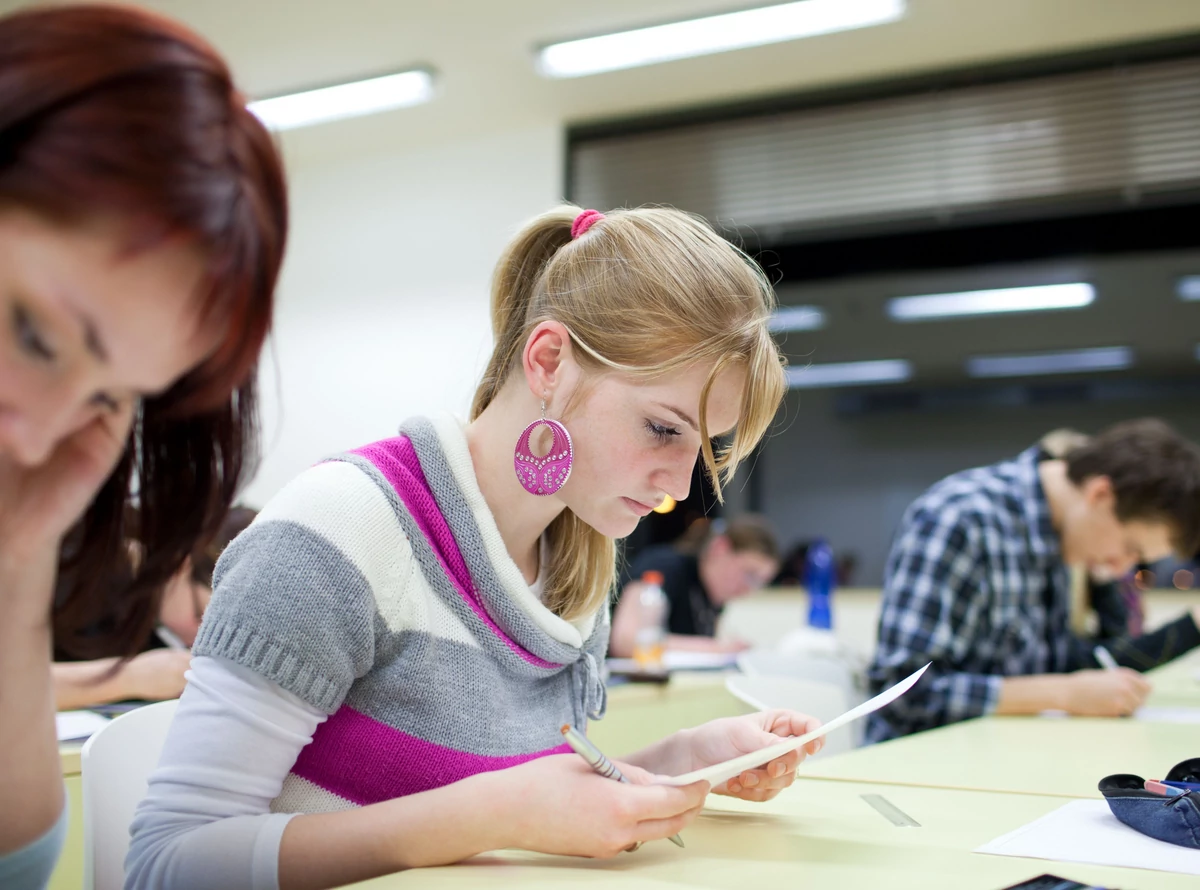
[123,656,327,890]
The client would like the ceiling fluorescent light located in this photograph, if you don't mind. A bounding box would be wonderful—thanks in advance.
[248,69,434,131]
[537,0,906,79]
[888,283,1094,322]
[769,305,827,333]
[1178,276,1200,301]
[966,346,1133,379]
[786,359,912,389]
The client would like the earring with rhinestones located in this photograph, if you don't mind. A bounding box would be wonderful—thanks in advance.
[513,397,574,496]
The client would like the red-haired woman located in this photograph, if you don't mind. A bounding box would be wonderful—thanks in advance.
[0,5,286,886]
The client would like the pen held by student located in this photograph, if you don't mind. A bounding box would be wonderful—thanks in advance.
[1093,645,1119,671]
[560,724,686,848]
[155,624,189,652]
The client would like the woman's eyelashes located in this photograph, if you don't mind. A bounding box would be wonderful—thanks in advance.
[13,303,56,361]
[645,419,682,443]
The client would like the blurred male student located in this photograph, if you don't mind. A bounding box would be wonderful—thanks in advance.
[867,419,1200,741]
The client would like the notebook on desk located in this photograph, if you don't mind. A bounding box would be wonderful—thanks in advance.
[56,709,110,742]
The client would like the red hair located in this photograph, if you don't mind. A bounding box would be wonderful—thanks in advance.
[0,4,288,655]
[0,2,286,411]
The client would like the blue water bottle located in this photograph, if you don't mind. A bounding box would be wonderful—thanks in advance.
[805,538,835,630]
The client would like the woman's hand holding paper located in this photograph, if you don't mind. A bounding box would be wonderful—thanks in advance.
[677,710,823,802]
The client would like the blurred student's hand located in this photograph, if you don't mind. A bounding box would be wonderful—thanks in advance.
[124,648,192,701]
[1063,668,1151,716]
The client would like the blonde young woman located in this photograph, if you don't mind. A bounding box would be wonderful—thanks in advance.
[127,207,823,890]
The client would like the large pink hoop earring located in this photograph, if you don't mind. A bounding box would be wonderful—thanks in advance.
[514,400,574,496]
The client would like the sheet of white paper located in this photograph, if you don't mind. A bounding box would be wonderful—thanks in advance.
[658,662,929,788]
[606,651,740,674]
[663,651,741,670]
[1135,706,1200,724]
[56,709,111,742]
[976,799,1200,876]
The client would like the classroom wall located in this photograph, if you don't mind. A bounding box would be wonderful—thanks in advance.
[757,392,1200,586]
[242,122,562,505]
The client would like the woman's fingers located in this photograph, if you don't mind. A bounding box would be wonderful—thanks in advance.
[624,779,709,821]
[764,709,823,739]
[630,802,706,844]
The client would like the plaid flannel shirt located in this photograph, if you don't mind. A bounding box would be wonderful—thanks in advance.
[866,445,1073,742]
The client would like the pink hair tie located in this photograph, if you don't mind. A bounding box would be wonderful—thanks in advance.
[571,208,605,239]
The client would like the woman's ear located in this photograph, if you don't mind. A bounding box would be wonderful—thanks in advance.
[1083,475,1116,509]
[522,321,575,402]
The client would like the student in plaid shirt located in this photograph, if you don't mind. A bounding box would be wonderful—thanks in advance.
[867,418,1200,742]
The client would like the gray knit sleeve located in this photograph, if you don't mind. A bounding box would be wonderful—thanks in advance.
[193,462,391,713]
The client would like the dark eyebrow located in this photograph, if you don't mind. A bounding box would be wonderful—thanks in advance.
[655,402,698,432]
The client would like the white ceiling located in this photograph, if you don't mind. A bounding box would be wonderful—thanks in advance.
[6,0,1200,160]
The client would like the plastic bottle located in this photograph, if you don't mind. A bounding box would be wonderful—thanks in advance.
[632,570,668,673]
[805,539,835,630]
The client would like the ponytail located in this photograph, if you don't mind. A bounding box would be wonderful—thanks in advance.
[470,207,574,419]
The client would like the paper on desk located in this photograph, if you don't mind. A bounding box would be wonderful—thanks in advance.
[56,709,111,742]
[977,799,1200,876]
[663,651,741,670]
[1134,706,1200,724]
[658,662,929,788]
[606,651,741,673]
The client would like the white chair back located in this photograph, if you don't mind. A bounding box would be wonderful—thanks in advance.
[81,700,178,890]
[724,673,856,756]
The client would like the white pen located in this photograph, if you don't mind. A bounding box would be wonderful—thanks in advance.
[1093,645,1119,671]
[156,624,188,651]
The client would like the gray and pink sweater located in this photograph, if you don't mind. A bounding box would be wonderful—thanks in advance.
[193,414,609,813]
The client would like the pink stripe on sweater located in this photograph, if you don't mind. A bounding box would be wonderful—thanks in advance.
[348,437,558,669]
[292,705,571,804]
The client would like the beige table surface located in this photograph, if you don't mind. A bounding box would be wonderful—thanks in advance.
[590,672,751,757]
[802,715,1199,799]
[342,777,1197,890]
[802,646,1199,798]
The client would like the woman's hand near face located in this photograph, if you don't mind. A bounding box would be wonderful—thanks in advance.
[0,405,131,854]
[0,401,133,563]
